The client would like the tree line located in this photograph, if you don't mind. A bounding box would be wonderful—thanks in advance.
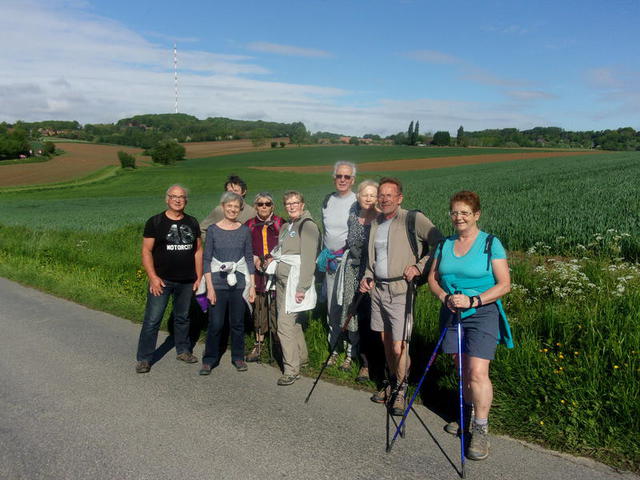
[388,123,640,150]
[2,114,639,161]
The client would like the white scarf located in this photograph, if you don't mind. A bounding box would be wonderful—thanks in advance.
[266,246,317,314]
[197,256,253,312]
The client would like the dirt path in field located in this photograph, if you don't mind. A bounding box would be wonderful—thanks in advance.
[0,144,143,187]
[251,150,602,174]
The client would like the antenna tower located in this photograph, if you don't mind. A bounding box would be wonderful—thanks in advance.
[173,43,178,114]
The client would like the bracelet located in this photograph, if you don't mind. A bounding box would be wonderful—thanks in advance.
[468,295,474,308]
[475,295,483,307]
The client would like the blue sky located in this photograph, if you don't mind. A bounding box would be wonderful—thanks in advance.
[2,0,638,135]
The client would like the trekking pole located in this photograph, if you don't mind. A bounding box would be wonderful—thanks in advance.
[386,324,448,453]
[266,274,274,364]
[256,325,262,365]
[304,292,365,404]
[454,290,466,479]
[388,280,416,435]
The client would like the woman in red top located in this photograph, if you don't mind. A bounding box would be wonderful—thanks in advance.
[245,192,284,362]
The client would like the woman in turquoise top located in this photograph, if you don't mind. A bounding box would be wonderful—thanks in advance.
[427,190,512,462]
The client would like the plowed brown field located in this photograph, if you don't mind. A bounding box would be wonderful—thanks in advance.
[0,144,143,187]
[184,138,289,159]
[251,150,601,174]
[0,138,289,187]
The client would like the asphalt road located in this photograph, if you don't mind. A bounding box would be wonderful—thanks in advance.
[0,277,637,480]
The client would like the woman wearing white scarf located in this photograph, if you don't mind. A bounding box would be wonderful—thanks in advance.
[271,190,319,386]
[199,192,256,375]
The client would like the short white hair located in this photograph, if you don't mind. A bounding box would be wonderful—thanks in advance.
[220,191,244,208]
[333,161,356,177]
[357,179,378,195]
[166,183,189,197]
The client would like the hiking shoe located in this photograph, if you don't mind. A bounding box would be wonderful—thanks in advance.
[370,381,390,404]
[199,364,212,375]
[277,373,301,386]
[327,352,339,367]
[233,360,248,372]
[245,343,261,363]
[176,352,198,364]
[135,361,150,374]
[356,366,369,383]
[467,422,490,461]
[444,421,460,435]
[444,404,474,436]
[389,384,407,416]
[339,357,353,372]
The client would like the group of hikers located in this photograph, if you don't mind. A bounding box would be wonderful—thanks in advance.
[134,161,513,462]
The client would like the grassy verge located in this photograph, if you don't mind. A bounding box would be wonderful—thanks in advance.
[0,224,637,471]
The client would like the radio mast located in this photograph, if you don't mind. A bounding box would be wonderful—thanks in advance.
[173,43,178,114]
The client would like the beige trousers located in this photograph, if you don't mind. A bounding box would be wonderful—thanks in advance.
[276,278,309,376]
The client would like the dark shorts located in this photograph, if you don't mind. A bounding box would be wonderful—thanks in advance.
[440,303,499,360]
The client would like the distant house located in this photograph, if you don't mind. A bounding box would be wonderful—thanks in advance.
[340,136,351,144]
[359,137,372,144]
[318,138,331,144]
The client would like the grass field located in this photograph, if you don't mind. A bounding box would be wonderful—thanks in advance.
[0,144,638,470]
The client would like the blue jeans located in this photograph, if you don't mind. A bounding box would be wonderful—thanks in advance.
[202,288,246,365]
[136,280,194,362]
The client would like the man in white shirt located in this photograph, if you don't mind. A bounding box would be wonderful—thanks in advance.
[321,161,357,368]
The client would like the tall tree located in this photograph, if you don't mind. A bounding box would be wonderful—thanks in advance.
[407,121,414,146]
[456,125,465,146]
[413,121,420,145]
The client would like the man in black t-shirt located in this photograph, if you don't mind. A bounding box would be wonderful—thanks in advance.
[135,184,203,373]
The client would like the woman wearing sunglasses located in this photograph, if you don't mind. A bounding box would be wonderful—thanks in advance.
[245,193,284,362]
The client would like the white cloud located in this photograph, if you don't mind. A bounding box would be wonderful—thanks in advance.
[404,50,461,65]
[405,49,526,87]
[482,24,530,35]
[585,68,624,89]
[0,0,548,135]
[584,67,640,123]
[246,42,332,58]
[505,90,557,101]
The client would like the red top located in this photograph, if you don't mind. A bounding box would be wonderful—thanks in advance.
[245,214,284,293]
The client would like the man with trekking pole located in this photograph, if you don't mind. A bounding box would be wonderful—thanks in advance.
[359,177,442,415]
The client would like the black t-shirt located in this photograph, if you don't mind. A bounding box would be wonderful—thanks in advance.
[143,212,201,283]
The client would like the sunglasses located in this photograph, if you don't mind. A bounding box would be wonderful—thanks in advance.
[335,174,353,180]
[256,202,273,207]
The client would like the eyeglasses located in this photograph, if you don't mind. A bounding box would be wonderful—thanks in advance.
[360,194,377,199]
[334,174,353,180]
[449,210,474,218]
[378,193,398,200]
[285,201,301,207]
[256,202,272,207]
[167,194,186,200]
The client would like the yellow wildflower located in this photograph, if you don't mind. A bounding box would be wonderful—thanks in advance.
[613,365,619,369]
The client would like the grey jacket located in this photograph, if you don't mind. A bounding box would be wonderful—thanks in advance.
[276,210,320,293]
[364,207,442,296]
